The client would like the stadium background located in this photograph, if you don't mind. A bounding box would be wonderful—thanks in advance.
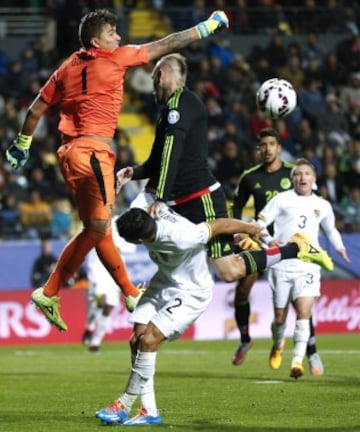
[0,1,359,344]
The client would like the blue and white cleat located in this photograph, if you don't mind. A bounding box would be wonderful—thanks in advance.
[95,400,129,424]
[123,408,163,426]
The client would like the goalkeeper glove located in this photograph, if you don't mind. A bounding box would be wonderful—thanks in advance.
[196,10,229,39]
[5,133,32,169]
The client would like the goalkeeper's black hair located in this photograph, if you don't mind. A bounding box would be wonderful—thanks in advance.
[257,128,280,143]
[78,9,118,48]
[116,208,157,242]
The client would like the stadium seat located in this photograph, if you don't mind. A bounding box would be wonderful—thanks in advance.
[117,113,155,163]
[129,1,171,39]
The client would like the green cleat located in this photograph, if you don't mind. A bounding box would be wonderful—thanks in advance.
[31,288,67,331]
[125,283,147,312]
[289,232,334,271]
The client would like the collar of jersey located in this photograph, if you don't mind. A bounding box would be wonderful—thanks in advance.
[77,48,115,60]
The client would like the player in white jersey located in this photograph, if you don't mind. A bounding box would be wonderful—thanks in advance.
[257,158,350,379]
[82,218,137,352]
[96,204,334,425]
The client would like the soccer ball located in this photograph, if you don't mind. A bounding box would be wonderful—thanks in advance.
[256,78,297,119]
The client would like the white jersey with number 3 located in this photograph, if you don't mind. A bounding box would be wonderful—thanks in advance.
[258,189,344,271]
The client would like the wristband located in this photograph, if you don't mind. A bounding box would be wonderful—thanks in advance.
[17,133,33,150]
[195,22,211,39]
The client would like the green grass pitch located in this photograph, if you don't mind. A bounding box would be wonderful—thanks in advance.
[1,335,359,432]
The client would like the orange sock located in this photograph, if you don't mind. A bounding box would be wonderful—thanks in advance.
[43,228,104,297]
[96,231,138,297]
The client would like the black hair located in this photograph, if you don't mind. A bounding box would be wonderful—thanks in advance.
[257,128,280,142]
[116,208,156,242]
[78,9,118,49]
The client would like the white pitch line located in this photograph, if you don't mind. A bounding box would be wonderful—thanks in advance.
[161,349,360,355]
[12,348,360,357]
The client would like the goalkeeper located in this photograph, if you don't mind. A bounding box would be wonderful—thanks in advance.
[5,8,229,332]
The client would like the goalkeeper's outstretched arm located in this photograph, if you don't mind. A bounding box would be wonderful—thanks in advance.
[145,10,229,61]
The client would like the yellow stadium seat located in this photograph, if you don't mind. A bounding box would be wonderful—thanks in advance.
[117,113,155,163]
[129,6,171,39]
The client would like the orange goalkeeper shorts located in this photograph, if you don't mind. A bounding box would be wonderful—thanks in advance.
[57,137,115,221]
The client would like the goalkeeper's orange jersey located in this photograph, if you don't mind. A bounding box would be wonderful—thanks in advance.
[40,45,149,137]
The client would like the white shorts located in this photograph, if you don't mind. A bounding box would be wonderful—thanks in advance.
[88,280,120,307]
[268,267,321,309]
[131,281,213,341]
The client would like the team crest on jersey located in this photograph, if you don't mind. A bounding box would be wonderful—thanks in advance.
[314,209,321,217]
[167,109,180,124]
[280,178,292,189]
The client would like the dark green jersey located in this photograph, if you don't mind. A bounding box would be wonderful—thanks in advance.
[233,162,294,219]
[132,86,217,202]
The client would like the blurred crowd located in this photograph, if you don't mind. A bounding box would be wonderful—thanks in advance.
[0,0,360,240]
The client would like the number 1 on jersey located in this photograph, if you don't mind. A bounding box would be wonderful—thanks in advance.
[81,66,87,94]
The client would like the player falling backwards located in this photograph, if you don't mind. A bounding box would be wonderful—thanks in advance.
[96,204,333,426]
[5,8,229,331]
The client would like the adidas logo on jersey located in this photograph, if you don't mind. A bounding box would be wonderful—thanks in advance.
[223,243,232,252]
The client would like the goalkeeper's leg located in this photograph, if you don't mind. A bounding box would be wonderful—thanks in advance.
[32,225,107,331]
[33,228,135,331]
[32,147,140,330]
[34,223,138,329]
